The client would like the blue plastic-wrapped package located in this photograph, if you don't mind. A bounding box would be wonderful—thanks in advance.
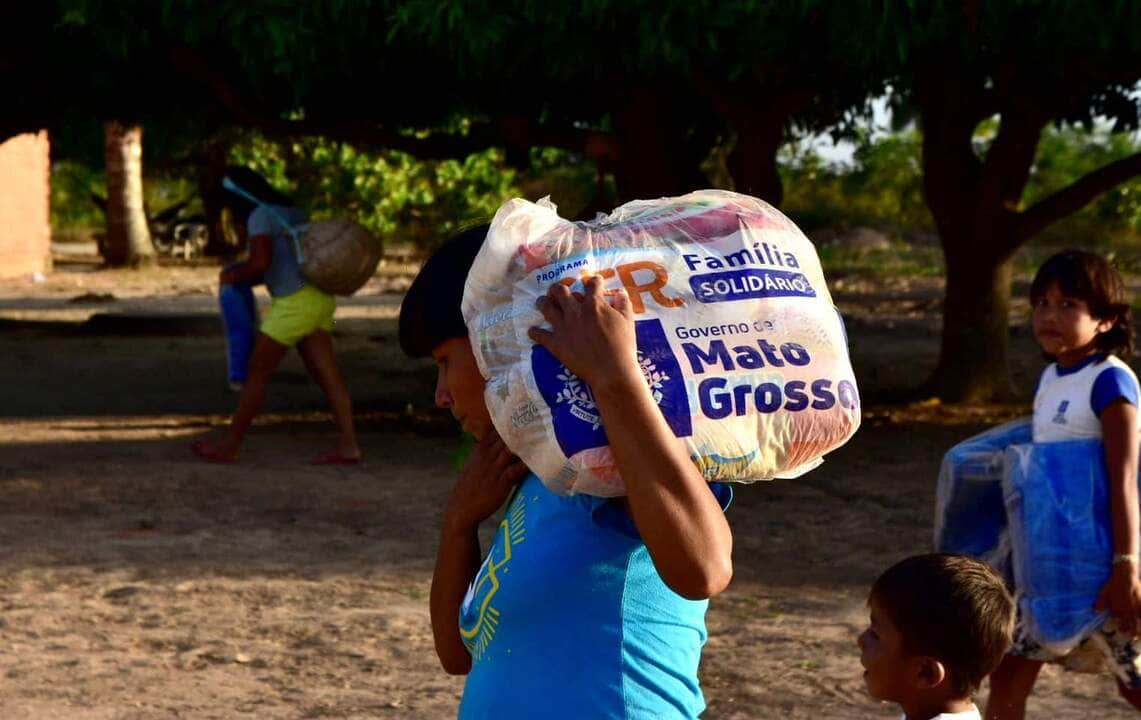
[933,417,1032,579]
[220,281,259,387]
[1003,440,1114,655]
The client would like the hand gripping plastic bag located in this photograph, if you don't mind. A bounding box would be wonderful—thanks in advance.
[1003,440,1120,656]
[933,417,1033,580]
[462,190,860,496]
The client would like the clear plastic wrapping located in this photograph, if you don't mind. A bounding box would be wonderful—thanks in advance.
[462,191,860,496]
[933,417,1032,580]
[1004,440,1113,655]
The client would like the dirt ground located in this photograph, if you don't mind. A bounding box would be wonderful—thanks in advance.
[0,252,1137,719]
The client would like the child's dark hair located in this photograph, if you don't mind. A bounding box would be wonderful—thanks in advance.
[871,553,1014,698]
[221,166,294,223]
[398,225,489,357]
[1030,249,1134,358]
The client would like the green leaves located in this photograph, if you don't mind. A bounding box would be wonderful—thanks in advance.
[1025,125,1141,242]
[227,129,518,246]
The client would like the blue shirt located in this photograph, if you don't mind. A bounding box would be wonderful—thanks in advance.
[457,474,731,720]
[247,204,308,298]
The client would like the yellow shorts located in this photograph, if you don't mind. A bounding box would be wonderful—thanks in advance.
[260,284,336,346]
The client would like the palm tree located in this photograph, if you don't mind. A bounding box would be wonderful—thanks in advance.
[102,120,154,266]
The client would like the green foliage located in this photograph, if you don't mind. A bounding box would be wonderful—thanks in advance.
[860,0,1140,130]
[50,161,105,230]
[779,128,933,235]
[49,121,600,250]
[843,129,930,231]
[219,127,606,249]
[1024,126,1141,247]
[815,241,945,279]
[228,130,519,247]
[51,120,1135,264]
[780,123,1140,277]
[40,0,1139,269]
[51,159,202,233]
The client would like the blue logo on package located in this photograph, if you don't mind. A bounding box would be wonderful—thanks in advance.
[691,269,816,303]
[531,319,692,458]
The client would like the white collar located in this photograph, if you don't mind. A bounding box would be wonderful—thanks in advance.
[902,705,980,720]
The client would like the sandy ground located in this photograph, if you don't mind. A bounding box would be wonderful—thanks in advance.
[0,254,1137,719]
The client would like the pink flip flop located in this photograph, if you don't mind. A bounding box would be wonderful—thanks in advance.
[190,439,235,464]
[312,450,362,466]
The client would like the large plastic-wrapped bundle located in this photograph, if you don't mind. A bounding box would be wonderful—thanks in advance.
[462,190,860,496]
[1003,440,1113,655]
[933,417,1032,580]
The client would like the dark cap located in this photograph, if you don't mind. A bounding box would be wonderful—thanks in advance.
[398,225,489,357]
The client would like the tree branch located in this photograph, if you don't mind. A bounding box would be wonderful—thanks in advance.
[169,43,617,164]
[288,120,505,160]
[283,112,624,166]
[1016,151,1141,241]
[975,88,1001,123]
[977,104,1046,226]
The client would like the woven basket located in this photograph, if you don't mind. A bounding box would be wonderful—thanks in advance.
[300,219,383,296]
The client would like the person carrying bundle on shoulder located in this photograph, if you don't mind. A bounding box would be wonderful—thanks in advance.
[398,225,734,719]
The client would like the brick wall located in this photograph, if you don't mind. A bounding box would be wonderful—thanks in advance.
[0,132,52,278]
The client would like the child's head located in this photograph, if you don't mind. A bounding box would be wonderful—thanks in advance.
[1030,250,1134,361]
[399,225,493,438]
[859,554,1013,710]
[220,166,294,222]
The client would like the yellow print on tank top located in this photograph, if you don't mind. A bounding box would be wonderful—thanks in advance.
[459,491,528,660]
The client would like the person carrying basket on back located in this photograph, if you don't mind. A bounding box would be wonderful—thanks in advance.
[191,166,361,465]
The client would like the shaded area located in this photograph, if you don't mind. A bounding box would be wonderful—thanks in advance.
[0,289,1048,420]
[0,430,455,577]
[1,267,1136,717]
[0,419,962,587]
[0,314,444,421]
[0,428,466,719]
[0,418,1133,718]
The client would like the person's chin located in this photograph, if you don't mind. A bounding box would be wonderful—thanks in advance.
[861,672,880,699]
[455,415,475,436]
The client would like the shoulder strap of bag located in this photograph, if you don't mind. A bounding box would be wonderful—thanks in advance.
[222,176,305,264]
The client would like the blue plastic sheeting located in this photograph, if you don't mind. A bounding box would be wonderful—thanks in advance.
[1004,440,1116,655]
[934,417,1032,580]
[219,281,259,384]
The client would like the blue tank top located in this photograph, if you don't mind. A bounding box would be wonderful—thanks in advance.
[247,204,308,298]
[457,473,731,719]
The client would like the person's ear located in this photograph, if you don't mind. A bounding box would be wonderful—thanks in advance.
[912,656,947,689]
[1096,317,1115,335]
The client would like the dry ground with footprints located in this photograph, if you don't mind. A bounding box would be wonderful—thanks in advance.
[0,256,1137,718]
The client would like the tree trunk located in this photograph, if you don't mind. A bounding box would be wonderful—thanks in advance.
[724,109,785,207]
[610,91,707,201]
[916,66,1042,402]
[103,121,154,267]
[197,137,238,256]
[920,89,1139,403]
[928,250,1017,402]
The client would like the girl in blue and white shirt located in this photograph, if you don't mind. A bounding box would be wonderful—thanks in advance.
[988,250,1141,719]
